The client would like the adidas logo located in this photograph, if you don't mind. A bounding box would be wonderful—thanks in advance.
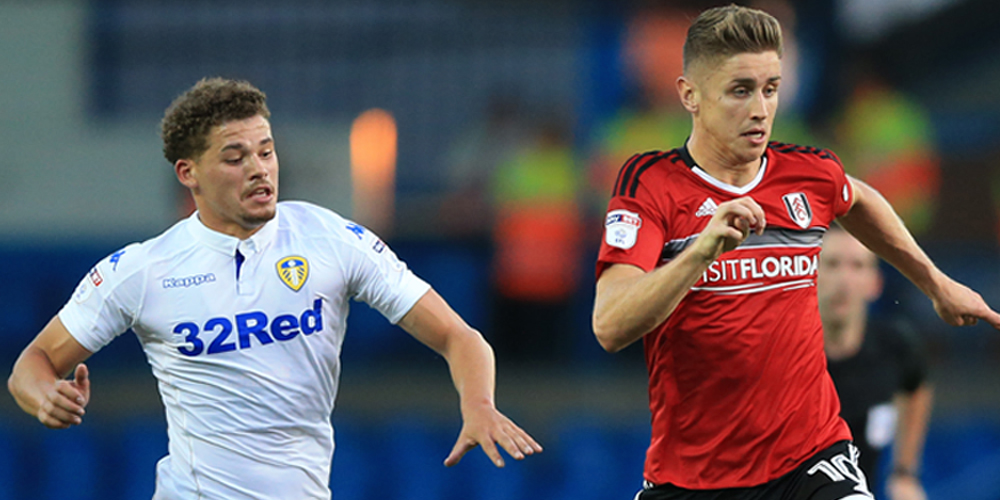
[695,197,718,217]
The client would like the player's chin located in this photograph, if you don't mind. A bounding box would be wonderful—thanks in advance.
[732,140,768,162]
[242,205,277,226]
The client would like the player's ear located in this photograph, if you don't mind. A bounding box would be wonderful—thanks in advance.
[175,159,198,190]
[677,75,699,113]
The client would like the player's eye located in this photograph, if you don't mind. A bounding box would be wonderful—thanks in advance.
[224,157,243,166]
[260,149,274,159]
[733,87,748,97]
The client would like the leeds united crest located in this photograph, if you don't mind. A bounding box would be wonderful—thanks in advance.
[277,256,309,292]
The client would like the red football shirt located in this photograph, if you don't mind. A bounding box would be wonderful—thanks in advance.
[596,143,854,489]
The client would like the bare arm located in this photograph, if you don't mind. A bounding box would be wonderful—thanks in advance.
[8,316,93,429]
[398,289,542,467]
[887,384,934,500]
[839,177,1000,329]
[592,197,766,352]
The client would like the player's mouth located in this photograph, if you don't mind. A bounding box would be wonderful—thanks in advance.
[741,128,768,146]
[245,184,275,204]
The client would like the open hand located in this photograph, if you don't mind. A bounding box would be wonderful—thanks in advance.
[444,403,542,468]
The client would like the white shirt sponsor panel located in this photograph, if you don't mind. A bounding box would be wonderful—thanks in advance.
[59,201,430,500]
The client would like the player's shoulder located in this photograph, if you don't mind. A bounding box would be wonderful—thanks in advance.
[276,200,379,247]
[767,141,843,168]
[612,148,687,199]
[99,217,197,276]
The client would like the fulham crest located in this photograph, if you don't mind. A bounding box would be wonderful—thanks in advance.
[782,193,813,229]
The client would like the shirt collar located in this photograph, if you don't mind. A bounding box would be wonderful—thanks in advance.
[679,141,768,196]
[186,209,280,257]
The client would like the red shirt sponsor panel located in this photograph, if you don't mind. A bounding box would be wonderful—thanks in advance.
[597,143,854,489]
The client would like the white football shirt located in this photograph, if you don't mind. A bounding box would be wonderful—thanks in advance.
[59,201,431,500]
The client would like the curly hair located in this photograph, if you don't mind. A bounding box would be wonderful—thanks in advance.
[683,4,783,75]
[160,77,270,164]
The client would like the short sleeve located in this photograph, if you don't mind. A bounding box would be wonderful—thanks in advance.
[340,223,431,324]
[888,319,929,393]
[58,245,144,353]
[596,181,666,278]
[824,149,854,218]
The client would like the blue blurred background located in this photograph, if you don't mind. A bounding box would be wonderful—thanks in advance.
[2,0,1000,498]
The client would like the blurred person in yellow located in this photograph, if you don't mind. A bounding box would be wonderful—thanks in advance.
[440,91,533,241]
[820,225,933,500]
[491,117,583,361]
[836,68,941,235]
[7,77,541,500]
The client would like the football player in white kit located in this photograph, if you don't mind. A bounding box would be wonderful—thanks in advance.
[7,78,542,499]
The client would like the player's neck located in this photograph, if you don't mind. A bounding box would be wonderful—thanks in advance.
[686,133,762,188]
[195,210,265,241]
[823,310,867,361]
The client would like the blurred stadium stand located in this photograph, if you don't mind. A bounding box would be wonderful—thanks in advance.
[2,0,1000,498]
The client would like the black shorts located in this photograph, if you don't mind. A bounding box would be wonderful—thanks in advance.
[635,441,874,500]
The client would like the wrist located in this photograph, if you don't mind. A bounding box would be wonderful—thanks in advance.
[460,396,495,415]
[891,464,919,478]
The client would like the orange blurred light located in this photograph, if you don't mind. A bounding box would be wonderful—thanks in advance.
[350,108,397,236]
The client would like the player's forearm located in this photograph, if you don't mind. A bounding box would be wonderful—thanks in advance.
[441,327,497,413]
[838,178,945,297]
[8,346,61,418]
[894,384,934,474]
[593,247,712,352]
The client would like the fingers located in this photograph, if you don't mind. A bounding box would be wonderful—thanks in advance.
[75,363,90,390]
[497,422,543,460]
[38,381,86,429]
[717,197,766,233]
[444,437,476,467]
[445,413,543,469]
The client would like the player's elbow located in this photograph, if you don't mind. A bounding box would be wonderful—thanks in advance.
[592,318,630,353]
[6,371,15,401]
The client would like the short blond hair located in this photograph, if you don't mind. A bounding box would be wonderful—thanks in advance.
[683,4,783,74]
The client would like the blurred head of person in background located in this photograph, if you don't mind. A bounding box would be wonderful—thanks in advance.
[818,225,883,356]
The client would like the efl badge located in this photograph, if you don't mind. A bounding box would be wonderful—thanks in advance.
[277,256,309,292]
[89,267,104,287]
[782,192,813,229]
[605,209,642,249]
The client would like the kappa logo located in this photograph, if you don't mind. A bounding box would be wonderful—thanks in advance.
[346,223,365,239]
[109,249,126,271]
[695,197,718,217]
[162,273,217,289]
[277,256,309,292]
[782,193,813,229]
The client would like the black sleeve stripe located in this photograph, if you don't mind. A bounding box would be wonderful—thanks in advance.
[626,152,669,198]
[768,142,842,165]
[612,153,643,197]
[615,151,660,197]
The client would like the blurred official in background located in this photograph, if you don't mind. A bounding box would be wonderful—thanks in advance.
[821,225,932,500]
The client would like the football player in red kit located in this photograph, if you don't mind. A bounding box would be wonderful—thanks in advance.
[592,5,1000,500]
